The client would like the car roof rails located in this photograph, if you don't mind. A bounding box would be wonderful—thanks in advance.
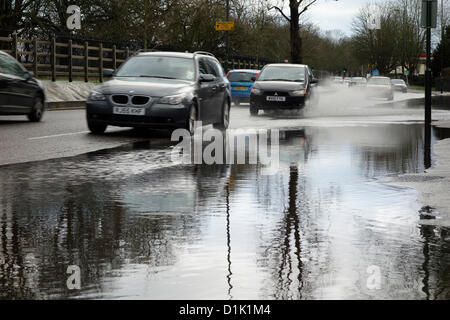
[194,51,215,57]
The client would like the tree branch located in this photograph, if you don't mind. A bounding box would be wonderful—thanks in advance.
[299,0,318,17]
[268,6,291,23]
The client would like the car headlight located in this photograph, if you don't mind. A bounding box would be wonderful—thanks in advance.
[291,89,307,96]
[159,93,187,105]
[251,88,262,95]
[88,90,106,101]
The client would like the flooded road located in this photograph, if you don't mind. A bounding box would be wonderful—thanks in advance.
[1,120,450,299]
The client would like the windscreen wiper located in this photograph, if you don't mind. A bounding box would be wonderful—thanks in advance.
[262,79,301,82]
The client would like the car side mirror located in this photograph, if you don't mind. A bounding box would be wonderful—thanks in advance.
[311,78,319,84]
[251,76,257,82]
[26,71,34,79]
[199,74,216,82]
[103,69,115,77]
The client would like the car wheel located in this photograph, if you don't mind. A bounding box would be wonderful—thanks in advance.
[213,100,230,130]
[186,105,198,135]
[28,97,44,122]
[87,119,107,134]
[250,105,258,116]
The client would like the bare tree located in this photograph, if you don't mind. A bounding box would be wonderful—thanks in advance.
[393,0,426,77]
[267,0,333,63]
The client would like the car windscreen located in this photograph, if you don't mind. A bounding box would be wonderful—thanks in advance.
[115,56,195,81]
[258,66,305,82]
[227,72,256,82]
[368,78,391,85]
[0,53,27,78]
[392,80,405,85]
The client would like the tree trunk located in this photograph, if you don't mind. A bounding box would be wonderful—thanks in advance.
[290,0,302,63]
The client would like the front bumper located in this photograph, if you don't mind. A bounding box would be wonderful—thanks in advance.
[366,88,393,98]
[250,94,306,110]
[393,86,407,92]
[86,100,189,128]
[232,96,250,103]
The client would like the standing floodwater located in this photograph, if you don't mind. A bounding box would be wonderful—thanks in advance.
[0,124,449,299]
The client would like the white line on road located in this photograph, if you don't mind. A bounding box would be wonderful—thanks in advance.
[28,131,90,140]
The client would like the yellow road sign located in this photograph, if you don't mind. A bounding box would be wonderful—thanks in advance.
[216,21,234,31]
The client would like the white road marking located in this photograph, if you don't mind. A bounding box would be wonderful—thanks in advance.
[29,131,90,140]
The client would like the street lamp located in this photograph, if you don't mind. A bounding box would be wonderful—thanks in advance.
[225,0,230,72]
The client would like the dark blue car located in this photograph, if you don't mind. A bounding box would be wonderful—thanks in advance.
[227,69,259,105]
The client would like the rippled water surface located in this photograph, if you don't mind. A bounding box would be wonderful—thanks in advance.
[1,124,450,299]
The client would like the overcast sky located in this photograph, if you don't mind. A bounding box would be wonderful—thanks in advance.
[299,0,385,36]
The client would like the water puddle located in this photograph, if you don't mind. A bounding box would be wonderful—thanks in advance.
[0,124,449,299]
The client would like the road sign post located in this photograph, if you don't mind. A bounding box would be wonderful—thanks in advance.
[422,0,437,168]
[215,2,234,72]
[215,21,234,31]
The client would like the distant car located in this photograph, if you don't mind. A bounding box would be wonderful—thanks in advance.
[349,77,367,87]
[343,78,351,86]
[86,51,231,135]
[391,79,408,93]
[333,76,344,83]
[0,50,46,122]
[249,63,317,116]
[227,69,259,105]
[366,76,394,101]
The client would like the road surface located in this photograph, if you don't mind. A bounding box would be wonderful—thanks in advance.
[1,89,447,166]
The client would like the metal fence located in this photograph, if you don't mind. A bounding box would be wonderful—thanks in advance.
[0,33,276,82]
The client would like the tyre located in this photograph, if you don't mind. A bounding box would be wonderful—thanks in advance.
[87,119,107,134]
[186,105,198,135]
[250,105,258,116]
[28,97,45,122]
[213,100,230,130]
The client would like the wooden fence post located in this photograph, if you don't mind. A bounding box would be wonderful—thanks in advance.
[84,41,89,82]
[33,38,38,77]
[113,44,117,71]
[68,39,73,82]
[13,33,18,60]
[99,42,103,83]
[51,37,56,82]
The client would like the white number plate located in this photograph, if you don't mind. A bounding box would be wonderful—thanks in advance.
[266,96,286,102]
[113,106,145,116]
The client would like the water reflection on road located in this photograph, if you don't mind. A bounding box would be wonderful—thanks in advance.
[0,124,449,299]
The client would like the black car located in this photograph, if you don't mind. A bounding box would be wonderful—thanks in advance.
[0,50,46,122]
[86,51,231,134]
[249,63,317,116]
